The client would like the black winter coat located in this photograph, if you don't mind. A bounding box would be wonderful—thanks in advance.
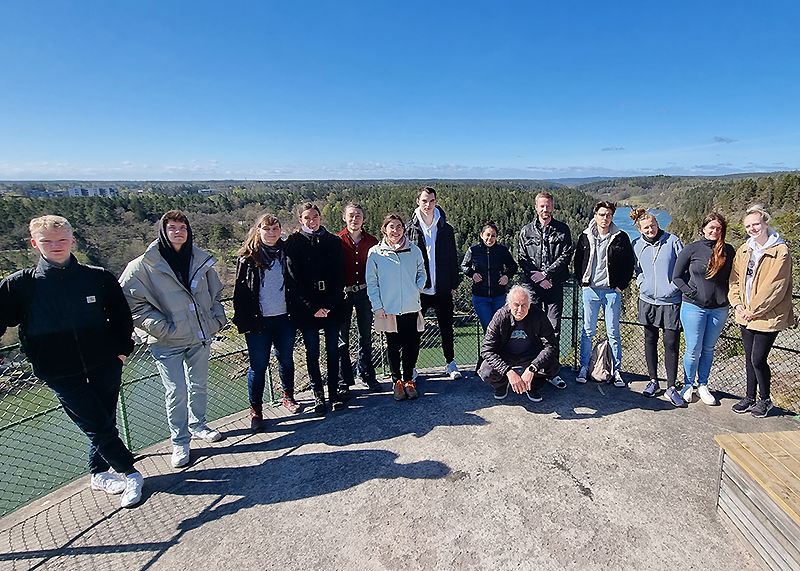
[0,255,134,380]
[573,230,635,290]
[284,228,345,327]
[461,242,518,298]
[406,206,461,293]
[232,248,290,334]
[517,218,574,287]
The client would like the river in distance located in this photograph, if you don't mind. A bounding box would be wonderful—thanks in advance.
[613,206,672,240]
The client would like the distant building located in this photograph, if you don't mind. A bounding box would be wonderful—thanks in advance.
[66,187,118,197]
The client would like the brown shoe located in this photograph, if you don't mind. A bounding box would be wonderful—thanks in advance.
[282,392,301,414]
[393,380,407,401]
[404,380,418,400]
[249,406,265,432]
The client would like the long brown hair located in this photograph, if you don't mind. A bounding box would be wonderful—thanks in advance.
[237,213,282,266]
[702,212,728,278]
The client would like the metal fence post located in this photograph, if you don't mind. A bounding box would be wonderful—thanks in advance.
[118,381,133,450]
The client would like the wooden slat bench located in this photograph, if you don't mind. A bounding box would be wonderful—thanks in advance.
[715,431,800,571]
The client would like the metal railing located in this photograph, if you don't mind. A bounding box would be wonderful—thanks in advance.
[1,285,799,516]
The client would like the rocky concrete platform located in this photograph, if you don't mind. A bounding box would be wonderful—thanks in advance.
[0,368,797,570]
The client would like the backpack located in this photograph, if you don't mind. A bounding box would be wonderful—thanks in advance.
[588,337,614,382]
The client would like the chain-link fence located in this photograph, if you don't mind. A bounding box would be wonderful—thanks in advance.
[2,287,799,517]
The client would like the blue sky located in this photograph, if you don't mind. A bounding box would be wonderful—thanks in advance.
[1,0,798,180]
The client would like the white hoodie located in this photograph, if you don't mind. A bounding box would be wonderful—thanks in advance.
[745,230,785,303]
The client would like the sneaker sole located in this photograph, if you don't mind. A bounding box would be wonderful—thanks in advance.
[526,393,543,402]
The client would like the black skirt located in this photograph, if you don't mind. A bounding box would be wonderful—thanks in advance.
[638,298,681,331]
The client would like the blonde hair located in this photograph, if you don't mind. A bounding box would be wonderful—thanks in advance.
[29,215,73,236]
[629,207,657,229]
[744,204,771,225]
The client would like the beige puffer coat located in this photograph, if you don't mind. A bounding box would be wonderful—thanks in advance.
[119,241,227,346]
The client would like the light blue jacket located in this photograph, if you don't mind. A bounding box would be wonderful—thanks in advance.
[366,240,427,315]
[632,231,683,305]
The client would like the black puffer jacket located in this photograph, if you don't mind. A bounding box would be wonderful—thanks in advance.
[517,218,574,287]
[0,255,134,380]
[284,228,345,327]
[406,206,461,293]
[461,242,518,298]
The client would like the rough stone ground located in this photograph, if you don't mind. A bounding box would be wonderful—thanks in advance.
[0,368,797,570]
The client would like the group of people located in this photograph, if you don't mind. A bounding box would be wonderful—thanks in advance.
[0,187,794,510]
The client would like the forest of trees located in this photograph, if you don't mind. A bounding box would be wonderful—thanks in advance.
[0,180,594,291]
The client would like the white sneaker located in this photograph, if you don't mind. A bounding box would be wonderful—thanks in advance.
[681,385,694,403]
[120,472,144,508]
[445,360,462,380]
[613,371,625,388]
[90,471,126,495]
[191,427,223,442]
[698,385,718,406]
[171,444,191,468]
[576,366,588,384]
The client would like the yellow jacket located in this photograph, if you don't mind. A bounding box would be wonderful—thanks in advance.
[728,240,795,332]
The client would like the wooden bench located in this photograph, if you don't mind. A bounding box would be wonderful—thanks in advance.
[715,431,800,571]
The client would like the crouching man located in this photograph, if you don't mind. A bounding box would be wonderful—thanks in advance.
[0,216,144,507]
[478,285,559,403]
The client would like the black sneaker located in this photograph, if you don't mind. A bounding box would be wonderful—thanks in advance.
[331,394,348,411]
[365,379,383,392]
[526,387,543,403]
[643,379,660,397]
[731,397,755,414]
[494,382,509,400]
[750,398,773,418]
[313,393,327,416]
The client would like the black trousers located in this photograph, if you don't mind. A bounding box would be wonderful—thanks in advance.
[536,285,564,342]
[386,312,421,382]
[421,292,455,363]
[741,326,779,400]
[44,359,136,474]
[643,325,681,387]
[478,353,560,390]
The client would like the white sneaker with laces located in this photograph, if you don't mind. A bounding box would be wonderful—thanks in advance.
[613,371,625,387]
[171,444,191,468]
[697,385,718,406]
[120,472,144,508]
[191,427,223,442]
[681,385,694,403]
[576,366,588,384]
[90,471,126,495]
[445,360,462,380]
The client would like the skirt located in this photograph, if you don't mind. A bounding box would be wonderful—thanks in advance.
[638,299,681,331]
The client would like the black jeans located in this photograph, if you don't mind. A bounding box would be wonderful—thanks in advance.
[385,312,421,382]
[339,289,376,384]
[643,325,680,387]
[741,326,779,400]
[45,359,136,474]
[535,285,564,343]
[421,292,455,363]
[300,319,343,397]
[478,353,559,390]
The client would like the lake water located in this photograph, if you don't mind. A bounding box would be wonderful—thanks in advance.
[614,206,672,240]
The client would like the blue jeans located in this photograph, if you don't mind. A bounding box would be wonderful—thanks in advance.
[680,302,728,386]
[472,294,507,332]
[580,287,622,370]
[300,320,341,395]
[245,314,296,405]
[339,289,376,384]
[150,343,211,446]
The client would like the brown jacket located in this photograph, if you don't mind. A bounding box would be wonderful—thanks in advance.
[728,241,795,332]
